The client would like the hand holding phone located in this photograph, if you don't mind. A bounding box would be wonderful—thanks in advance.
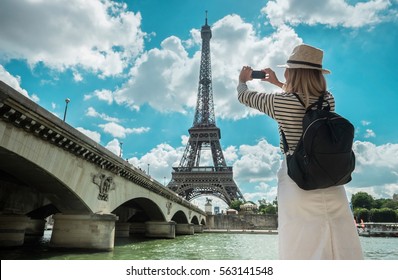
[251,70,265,79]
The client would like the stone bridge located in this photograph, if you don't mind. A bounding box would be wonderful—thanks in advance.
[0,81,206,251]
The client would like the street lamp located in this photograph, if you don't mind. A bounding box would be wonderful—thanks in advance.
[163,176,166,186]
[63,98,70,122]
[119,141,123,157]
[147,163,150,175]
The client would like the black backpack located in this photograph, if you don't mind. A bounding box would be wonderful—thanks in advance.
[281,93,355,190]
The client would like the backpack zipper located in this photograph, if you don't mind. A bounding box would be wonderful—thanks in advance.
[302,116,344,140]
[301,116,345,158]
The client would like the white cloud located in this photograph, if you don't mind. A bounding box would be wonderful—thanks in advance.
[128,143,184,179]
[132,127,151,134]
[348,141,398,197]
[233,139,282,183]
[113,35,198,114]
[99,122,150,138]
[105,138,122,156]
[0,64,37,101]
[72,71,83,82]
[224,146,239,165]
[0,0,146,77]
[86,107,121,123]
[93,89,115,105]
[262,0,392,28]
[181,135,189,146]
[361,120,371,126]
[345,183,398,202]
[243,182,278,205]
[31,94,40,103]
[76,127,101,143]
[364,129,376,138]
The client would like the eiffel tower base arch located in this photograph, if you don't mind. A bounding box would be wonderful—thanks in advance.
[168,166,244,206]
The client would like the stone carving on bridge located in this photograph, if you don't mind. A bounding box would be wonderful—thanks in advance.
[92,173,116,201]
[166,201,173,215]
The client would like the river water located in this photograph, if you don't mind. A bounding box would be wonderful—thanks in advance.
[1,230,397,260]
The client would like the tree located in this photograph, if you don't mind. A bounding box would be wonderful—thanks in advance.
[258,199,267,206]
[258,198,278,215]
[370,208,397,223]
[381,199,398,210]
[261,204,277,215]
[272,197,278,207]
[372,198,386,209]
[229,199,244,211]
[354,208,370,222]
[351,192,374,210]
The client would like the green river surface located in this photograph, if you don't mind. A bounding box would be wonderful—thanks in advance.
[1,230,397,260]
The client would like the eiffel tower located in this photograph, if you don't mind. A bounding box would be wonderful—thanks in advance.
[168,13,244,206]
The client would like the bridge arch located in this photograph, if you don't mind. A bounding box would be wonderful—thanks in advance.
[191,215,199,225]
[171,210,188,224]
[0,147,91,215]
[112,197,165,223]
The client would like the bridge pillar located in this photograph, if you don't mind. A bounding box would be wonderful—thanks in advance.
[0,215,31,247]
[176,223,195,235]
[50,213,118,251]
[145,221,176,239]
[115,222,130,238]
[194,224,204,233]
[206,215,215,229]
[25,219,46,237]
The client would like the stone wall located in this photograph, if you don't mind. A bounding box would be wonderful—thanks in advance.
[208,214,277,230]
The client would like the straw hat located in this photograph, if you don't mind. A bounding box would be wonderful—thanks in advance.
[278,44,331,74]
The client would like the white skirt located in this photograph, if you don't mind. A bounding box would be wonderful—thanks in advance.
[277,159,363,260]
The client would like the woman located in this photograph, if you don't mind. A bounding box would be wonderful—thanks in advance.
[237,44,363,260]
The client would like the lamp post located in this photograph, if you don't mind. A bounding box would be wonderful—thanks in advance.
[147,163,150,175]
[63,98,70,122]
[119,141,123,157]
[163,176,166,186]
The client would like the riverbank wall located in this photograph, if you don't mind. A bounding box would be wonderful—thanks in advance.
[206,214,277,230]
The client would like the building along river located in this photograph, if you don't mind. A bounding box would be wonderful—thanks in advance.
[1,230,397,260]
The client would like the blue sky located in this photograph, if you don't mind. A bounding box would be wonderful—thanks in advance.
[1,0,397,211]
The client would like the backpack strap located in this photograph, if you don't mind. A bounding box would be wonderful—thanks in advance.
[281,93,305,154]
[281,129,289,154]
[281,92,329,155]
[293,92,331,112]
[292,93,306,107]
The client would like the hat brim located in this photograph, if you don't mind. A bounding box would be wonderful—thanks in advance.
[277,63,331,74]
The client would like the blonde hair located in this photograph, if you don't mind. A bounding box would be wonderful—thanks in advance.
[284,68,327,107]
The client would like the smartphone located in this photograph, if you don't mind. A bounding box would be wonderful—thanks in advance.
[251,70,265,79]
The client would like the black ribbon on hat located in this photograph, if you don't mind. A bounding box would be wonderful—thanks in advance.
[287,60,322,68]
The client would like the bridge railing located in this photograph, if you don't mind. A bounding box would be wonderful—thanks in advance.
[0,81,205,216]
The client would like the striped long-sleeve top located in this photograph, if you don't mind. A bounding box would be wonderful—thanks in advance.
[237,83,335,153]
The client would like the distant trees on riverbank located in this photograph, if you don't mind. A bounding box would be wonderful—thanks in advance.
[228,191,398,222]
[258,198,278,215]
[229,198,278,215]
[351,192,398,223]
